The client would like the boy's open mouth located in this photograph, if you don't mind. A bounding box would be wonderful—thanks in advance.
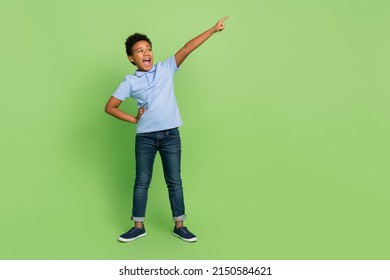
[143,58,151,67]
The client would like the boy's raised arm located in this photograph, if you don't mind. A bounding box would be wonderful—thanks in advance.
[175,16,228,67]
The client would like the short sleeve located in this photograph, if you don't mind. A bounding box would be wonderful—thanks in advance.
[112,76,131,101]
[159,56,179,74]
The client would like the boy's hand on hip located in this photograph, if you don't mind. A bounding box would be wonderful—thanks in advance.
[136,107,146,122]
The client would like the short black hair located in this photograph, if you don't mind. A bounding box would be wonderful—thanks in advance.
[125,33,152,65]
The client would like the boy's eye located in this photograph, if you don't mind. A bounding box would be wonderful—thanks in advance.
[136,48,151,54]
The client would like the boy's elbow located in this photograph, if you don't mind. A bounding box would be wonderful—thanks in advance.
[104,105,112,115]
[105,96,122,115]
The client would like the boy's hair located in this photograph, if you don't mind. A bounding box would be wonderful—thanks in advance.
[125,33,152,65]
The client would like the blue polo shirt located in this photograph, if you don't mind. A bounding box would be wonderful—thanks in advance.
[112,56,183,134]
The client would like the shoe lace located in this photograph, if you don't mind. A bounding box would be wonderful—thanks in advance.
[180,227,189,234]
[130,227,140,233]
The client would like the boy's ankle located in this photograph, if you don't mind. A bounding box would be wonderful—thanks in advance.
[135,222,144,230]
[175,221,184,229]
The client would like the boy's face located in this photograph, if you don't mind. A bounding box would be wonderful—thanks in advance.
[128,40,153,71]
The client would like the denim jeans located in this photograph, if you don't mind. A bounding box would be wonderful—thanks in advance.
[132,127,186,222]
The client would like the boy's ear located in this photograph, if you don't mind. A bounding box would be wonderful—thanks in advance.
[128,55,134,63]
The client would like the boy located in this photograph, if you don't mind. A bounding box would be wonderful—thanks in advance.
[105,16,228,243]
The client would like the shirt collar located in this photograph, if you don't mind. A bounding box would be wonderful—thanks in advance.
[135,65,156,77]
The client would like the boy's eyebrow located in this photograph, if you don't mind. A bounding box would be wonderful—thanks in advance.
[135,46,151,52]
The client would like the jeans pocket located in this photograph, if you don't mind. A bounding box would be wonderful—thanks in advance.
[168,128,180,137]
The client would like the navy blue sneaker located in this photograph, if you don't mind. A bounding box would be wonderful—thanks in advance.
[118,227,146,242]
[173,226,197,242]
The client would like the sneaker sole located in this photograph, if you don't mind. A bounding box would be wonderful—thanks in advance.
[118,232,146,242]
[172,232,197,242]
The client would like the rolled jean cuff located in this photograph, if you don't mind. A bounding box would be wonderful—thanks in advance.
[131,216,145,222]
[173,215,186,222]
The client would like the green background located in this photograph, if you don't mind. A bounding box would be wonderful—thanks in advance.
[1,0,389,260]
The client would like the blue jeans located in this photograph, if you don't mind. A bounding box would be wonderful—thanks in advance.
[132,127,186,222]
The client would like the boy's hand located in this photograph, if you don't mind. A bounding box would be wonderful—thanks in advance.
[136,107,146,122]
[213,16,229,33]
